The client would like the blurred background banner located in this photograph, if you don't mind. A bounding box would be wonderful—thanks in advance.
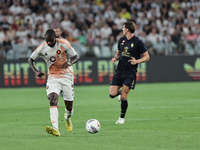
[0,56,199,88]
[147,56,200,82]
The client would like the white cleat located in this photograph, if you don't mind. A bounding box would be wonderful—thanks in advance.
[115,117,125,124]
[118,94,121,102]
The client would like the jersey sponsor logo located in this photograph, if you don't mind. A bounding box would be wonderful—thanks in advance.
[50,56,56,62]
[122,46,130,57]
[124,47,128,52]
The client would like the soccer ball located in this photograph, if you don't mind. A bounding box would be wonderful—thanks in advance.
[86,119,101,134]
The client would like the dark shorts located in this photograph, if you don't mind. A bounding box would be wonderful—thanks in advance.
[110,68,136,90]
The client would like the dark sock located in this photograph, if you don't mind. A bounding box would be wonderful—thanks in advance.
[120,100,128,118]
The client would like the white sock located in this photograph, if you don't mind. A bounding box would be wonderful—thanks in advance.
[50,106,59,129]
[65,108,73,120]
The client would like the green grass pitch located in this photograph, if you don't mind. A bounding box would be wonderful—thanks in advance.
[0,82,200,150]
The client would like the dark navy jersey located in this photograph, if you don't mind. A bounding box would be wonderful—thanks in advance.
[117,35,147,72]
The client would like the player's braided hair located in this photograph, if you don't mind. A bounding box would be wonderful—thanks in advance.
[45,29,56,37]
[124,21,136,33]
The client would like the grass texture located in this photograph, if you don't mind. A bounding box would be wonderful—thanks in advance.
[0,82,200,150]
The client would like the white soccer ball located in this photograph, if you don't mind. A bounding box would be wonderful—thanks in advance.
[86,119,101,134]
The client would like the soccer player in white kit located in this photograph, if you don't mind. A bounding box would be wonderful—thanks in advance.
[28,29,80,136]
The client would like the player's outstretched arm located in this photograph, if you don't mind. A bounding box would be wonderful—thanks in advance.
[28,57,45,77]
[61,54,80,69]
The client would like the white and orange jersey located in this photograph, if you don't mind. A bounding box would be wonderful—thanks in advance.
[57,38,74,74]
[58,38,72,63]
[30,39,77,78]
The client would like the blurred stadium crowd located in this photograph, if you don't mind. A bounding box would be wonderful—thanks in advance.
[0,0,200,60]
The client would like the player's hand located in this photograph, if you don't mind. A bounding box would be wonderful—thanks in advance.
[128,57,138,65]
[61,62,71,68]
[35,71,45,77]
[111,57,117,63]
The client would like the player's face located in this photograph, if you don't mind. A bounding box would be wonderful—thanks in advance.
[122,25,128,36]
[54,28,60,38]
[45,36,56,47]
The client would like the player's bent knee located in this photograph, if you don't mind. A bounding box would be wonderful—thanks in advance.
[48,93,58,106]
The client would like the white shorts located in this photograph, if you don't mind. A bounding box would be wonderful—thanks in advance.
[46,73,74,101]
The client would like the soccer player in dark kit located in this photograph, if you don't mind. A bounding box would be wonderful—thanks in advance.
[109,21,150,124]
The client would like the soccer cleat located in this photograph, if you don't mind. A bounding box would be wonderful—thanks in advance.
[115,117,125,124]
[64,113,73,132]
[118,94,121,102]
[45,126,60,136]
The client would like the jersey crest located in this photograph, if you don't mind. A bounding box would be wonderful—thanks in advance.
[57,50,61,54]
[131,43,134,47]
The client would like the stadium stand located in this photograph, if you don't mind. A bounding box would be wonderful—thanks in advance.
[0,0,200,60]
